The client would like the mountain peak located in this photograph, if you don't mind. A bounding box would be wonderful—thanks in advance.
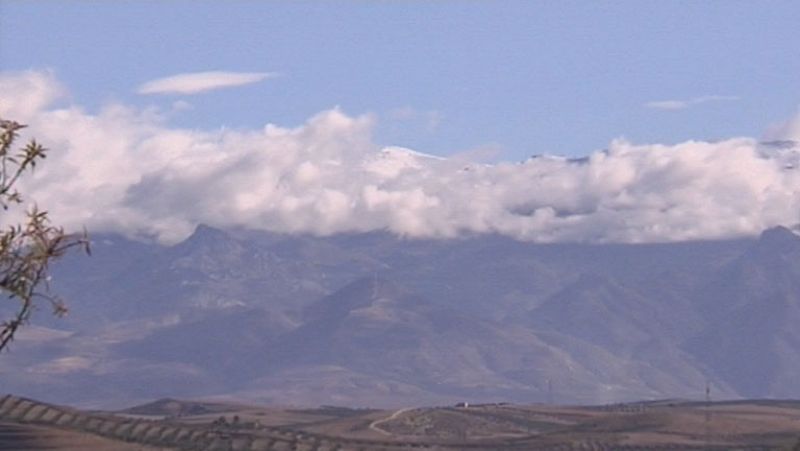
[740,226,800,268]
[757,225,800,248]
[178,224,237,247]
[189,223,228,240]
[170,224,244,256]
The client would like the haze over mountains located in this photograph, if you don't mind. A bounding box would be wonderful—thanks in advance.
[3,224,800,409]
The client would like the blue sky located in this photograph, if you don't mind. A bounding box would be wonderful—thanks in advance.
[2,2,800,243]
[2,1,798,161]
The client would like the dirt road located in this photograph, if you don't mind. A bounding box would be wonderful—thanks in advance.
[368,407,412,436]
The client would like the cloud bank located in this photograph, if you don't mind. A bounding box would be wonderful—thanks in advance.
[138,71,276,95]
[765,112,800,142]
[645,95,739,111]
[2,70,800,244]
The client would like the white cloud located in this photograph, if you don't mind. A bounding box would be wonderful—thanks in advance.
[645,95,739,111]
[29,356,93,374]
[138,71,277,95]
[764,111,800,142]
[0,70,66,121]
[387,107,442,132]
[3,71,800,245]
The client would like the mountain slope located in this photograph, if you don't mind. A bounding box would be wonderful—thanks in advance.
[688,226,800,397]
[4,225,795,407]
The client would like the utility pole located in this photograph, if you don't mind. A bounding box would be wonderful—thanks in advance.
[705,380,712,449]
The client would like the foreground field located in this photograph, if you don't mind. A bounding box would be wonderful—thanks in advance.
[2,395,800,450]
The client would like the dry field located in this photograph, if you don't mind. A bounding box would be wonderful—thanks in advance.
[0,421,168,451]
[3,395,800,450]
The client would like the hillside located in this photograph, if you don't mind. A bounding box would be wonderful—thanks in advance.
[2,394,800,450]
[6,225,800,408]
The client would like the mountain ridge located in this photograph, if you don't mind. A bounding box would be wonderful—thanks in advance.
[3,225,795,408]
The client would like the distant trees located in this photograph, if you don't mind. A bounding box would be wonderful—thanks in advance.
[0,118,89,352]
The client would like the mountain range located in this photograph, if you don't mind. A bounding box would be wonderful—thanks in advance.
[3,224,799,409]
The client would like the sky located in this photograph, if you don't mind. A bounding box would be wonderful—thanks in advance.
[3,1,800,159]
[1,1,800,243]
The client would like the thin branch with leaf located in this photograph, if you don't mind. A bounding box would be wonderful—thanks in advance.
[0,119,89,352]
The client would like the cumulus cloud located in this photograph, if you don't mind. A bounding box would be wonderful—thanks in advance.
[0,70,66,121]
[645,95,739,111]
[138,71,277,95]
[764,111,800,142]
[2,70,800,244]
